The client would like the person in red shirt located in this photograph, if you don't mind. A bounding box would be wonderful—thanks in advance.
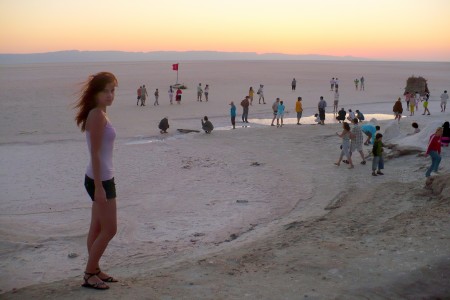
[175,88,182,104]
[425,127,443,177]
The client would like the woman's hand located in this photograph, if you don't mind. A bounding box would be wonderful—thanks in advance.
[94,186,107,203]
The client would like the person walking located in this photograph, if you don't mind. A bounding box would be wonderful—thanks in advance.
[74,72,119,290]
[350,118,367,165]
[422,97,430,115]
[318,96,327,125]
[257,84,265,104]
[241,96,250,123]
[276,100,285,127]
[295,97,303,125]
[334,122,354,169]
[425,127,443,177]
[393,97,403,123]
[230,101,236,129]
[136,86,142,106]
[360,76,365,91]
[271,98,280,126]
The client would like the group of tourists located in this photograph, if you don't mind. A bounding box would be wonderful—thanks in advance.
[394,90,448,122]
[138,85,187,106]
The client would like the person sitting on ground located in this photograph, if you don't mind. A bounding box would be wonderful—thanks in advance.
[158,117,169,134]
[314,113,321,124]
[336,108,346,123]
[356,109,365,122]
[407,122,420,135]
[347,109,356,122]
[201,116,214,133]
[361,124,381,145]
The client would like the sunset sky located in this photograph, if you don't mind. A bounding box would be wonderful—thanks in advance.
[1,0,449,61]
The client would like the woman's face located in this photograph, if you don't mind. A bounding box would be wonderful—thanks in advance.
[96,82,115,107]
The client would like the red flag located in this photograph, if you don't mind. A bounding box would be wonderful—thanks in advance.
[172,63,179,71]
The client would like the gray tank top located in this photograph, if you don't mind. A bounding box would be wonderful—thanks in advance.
[85,121,116,180]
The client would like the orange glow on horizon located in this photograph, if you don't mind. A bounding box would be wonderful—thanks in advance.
[0,0,449,61]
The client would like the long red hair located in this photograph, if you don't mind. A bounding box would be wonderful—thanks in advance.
[74,72,118,132]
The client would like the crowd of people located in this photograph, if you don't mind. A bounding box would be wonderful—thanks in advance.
[74,71,448,291]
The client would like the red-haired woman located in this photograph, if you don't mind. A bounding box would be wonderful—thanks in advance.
[74,72,119,290]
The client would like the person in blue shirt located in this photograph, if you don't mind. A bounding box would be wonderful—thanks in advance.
[361,124,380,145]
[355,110,365,122]
[276,100,286,127]
[230,101,236,129]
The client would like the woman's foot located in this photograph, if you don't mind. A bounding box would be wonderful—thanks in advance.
[348,165,354,169]
[97,270,118,283]
[334,162,340,166]
[82,272,109,290]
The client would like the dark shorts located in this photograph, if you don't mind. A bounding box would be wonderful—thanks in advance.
[273,111,277,116]
[319,109,325,121]
[84,175,116,201]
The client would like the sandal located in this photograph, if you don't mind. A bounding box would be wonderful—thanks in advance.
[82,272,109,290]
[97,269,119,283]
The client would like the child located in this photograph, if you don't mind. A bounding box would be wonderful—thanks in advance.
[413,122,420,133]
[407,122,420,135]
[314,113,320,124]
[422,97,430,115]
[372,133,384,176]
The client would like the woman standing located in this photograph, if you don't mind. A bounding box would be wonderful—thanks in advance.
[74,72,119,290]
[334,122,354,169]
[425,127,443,177]
[248,87,254,105]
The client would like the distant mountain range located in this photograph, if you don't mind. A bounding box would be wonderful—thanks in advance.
[0,50,370,64]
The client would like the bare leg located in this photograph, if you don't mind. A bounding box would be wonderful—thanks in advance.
[85,199,117,284]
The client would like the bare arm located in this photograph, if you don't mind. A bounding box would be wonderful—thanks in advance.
[86,108,107,203]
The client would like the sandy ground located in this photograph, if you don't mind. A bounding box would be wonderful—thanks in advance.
[2,121,450,299]
[0,61,449,299]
